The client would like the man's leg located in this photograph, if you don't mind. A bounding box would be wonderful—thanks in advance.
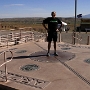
[53,41,58,56]
[47,32,52,56]
[53,41,56,53]
[53,32,57,54]
[46,41,51,56]
[48,41,51,53]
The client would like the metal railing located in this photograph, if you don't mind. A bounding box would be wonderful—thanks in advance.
[72,33,82,45]
[0,30,46,47]
[0,31,35,47]
[0,50,13,82]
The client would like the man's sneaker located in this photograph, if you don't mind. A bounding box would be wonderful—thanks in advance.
[54,52,58,56]
[47,53,50,57]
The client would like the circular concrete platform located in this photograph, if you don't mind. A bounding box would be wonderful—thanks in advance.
[20,64,39,71]
[61,47,71,50]
[84,59,90,64]
[29,50,75,63]
[15,50,27,53]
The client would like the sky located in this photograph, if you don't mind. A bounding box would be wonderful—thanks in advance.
[0,0,90,18]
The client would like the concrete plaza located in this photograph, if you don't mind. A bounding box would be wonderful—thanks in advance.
[0,41,90,90]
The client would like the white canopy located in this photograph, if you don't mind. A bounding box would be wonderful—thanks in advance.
[61,21,67,25]
[58,21,67,31]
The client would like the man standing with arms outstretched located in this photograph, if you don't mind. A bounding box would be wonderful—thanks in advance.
[42,11,62,56]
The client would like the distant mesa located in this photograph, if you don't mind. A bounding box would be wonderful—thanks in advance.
[82,14,90,18]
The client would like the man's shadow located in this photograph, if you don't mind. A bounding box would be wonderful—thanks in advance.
[7,54,47,60]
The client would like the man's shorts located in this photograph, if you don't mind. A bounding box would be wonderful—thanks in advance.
[47,32,57,42]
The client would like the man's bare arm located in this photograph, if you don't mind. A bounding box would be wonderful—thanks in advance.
[58,23,62,32]
[42,23,48,31]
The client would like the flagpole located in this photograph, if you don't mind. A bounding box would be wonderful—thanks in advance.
[73,0,77,44]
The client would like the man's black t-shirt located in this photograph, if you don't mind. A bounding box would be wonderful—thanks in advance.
[43,17,62,32]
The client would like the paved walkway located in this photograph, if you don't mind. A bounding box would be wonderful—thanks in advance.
[0,41,90,90]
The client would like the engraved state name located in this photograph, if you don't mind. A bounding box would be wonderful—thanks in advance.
[0,70,50,89]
